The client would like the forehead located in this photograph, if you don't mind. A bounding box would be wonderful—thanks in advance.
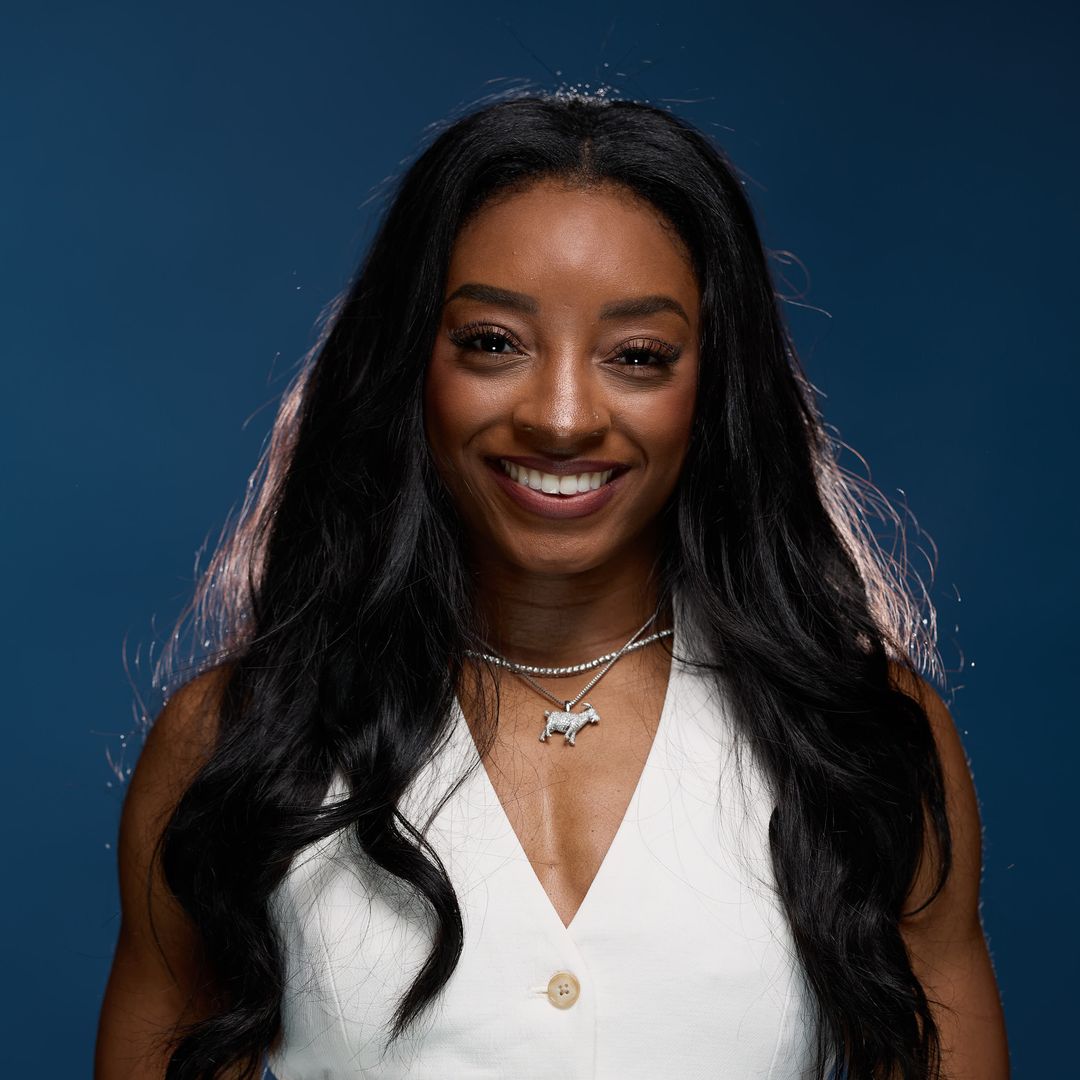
[447,180,699,310]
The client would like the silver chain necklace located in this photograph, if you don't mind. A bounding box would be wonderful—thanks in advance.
[464,608,671,747]
[463,627,672,677]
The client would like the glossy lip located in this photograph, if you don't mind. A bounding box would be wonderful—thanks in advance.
[483,457,629,520]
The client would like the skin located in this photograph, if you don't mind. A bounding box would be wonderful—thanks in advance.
[95,666,253,1079]
[892,667,1010,1079]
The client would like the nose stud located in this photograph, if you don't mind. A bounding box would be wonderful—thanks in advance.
[517,414,606,437]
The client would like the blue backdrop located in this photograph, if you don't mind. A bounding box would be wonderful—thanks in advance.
[4,1,1073,1074]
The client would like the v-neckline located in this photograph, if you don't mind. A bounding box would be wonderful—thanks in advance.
[452,610,681,936]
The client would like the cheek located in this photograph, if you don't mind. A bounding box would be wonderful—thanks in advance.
[625,385,697,477]
[425,364,479,451]
[424,357,513,474]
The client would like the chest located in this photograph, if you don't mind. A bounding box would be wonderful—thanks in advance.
[458,654,672,930]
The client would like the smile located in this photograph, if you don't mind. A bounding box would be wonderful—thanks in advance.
[499,458,615,496]
[483,456,629,521]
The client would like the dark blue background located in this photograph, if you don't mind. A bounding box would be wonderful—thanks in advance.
[4,1,1073,1074]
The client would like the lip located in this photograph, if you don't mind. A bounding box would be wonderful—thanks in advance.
[484,457,629,520]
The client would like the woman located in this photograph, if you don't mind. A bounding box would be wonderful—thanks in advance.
[96,92,1008,1079]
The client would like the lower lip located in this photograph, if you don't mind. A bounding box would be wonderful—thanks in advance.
[485,460,628,520]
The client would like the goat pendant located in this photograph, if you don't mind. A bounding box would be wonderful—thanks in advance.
[540,700,600,746]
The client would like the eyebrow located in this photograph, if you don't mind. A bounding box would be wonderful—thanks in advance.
[443,283,690,326]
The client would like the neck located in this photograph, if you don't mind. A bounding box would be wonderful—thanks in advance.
[465,540,670,668]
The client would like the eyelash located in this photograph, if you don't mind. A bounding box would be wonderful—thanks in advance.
[447,322,681,371]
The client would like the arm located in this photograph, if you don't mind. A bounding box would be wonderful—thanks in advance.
[95,666,247,1079]
[891,664,1010,1080]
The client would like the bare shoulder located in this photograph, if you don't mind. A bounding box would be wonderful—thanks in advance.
[96,663,235,1079]
[888,662,1011,1076]
[117,661,236,936]
[888,660,972,799]
[887,660,983,934]
[116,665,233,878]
[135,665,232,799]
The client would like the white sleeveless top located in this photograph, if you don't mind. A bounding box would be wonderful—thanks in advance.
[266,599,823,1079]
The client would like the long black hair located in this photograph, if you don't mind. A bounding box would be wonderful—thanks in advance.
[147,90,951,1079]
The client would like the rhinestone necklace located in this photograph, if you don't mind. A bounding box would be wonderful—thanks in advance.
[463,609,671,747]
[464,627,672,677]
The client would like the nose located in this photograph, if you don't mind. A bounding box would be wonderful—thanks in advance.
[511,351,610,447]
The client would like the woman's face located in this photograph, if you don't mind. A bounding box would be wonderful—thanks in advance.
[424,178,701,577]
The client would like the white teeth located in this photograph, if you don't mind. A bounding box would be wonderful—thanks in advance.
[500,459,615,495]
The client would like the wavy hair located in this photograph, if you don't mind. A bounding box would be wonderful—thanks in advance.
[146,90,951,1079]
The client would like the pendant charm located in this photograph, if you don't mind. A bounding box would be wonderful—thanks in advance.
[540,700,600,746]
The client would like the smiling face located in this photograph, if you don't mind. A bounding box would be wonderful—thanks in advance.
[424,177,701,579]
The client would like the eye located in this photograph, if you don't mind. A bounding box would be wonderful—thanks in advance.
[608,338,681,372]
[446,325,681,371]
[447,323,522,356]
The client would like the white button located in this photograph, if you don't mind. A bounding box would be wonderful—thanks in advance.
[546,970,580,1009]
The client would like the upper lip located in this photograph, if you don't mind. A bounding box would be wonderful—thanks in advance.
[492,455,630,476]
